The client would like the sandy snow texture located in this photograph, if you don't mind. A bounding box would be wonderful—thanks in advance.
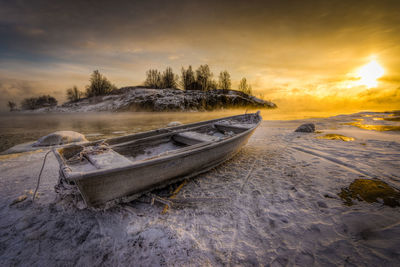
[0,112,400,266]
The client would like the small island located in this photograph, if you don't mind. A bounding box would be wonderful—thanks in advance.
[7,67,276,113]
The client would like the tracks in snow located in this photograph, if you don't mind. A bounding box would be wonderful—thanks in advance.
[291,146,400,184]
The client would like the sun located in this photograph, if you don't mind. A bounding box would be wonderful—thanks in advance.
[357,60,385,88]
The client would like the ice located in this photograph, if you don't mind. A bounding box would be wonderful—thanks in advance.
[0,111,399,265]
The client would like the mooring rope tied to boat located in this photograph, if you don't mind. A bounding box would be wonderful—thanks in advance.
[67,141,110,164]
[33,150,52,202]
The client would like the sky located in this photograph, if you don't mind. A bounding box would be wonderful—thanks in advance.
[0,0,399,112]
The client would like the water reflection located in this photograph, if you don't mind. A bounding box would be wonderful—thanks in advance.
[345,121,400,132]
[317,134,355,141]
[344,112,400,132]
[384,117,400,122]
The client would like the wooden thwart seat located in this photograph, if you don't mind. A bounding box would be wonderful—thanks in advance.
[173,131,221,146]
[86,149,132,169]
[214,123,254,134]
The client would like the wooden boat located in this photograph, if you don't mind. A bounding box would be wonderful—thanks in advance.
[53,111,262,207]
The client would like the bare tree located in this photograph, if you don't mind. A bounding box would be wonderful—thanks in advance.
[66,86,82,102]
[218,71,231,92]
[196,64,213,91]
[209,79,217,90]
[180,66,196,90]
[7,101,16,111]
[238,78,252,95]
[21,95,57,110]
[21,98,36,110]
[144,69,162,89]
[161,67,178,88]
[86,70,116,97]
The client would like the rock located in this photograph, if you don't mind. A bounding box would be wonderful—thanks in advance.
[167,121,182,127]
[295,123,315,133]
[33,131,88,147]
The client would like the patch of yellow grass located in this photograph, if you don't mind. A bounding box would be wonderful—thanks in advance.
[339,179,400,207]
[10,195,27,206]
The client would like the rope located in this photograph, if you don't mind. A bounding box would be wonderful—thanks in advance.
[32,150,52,202]
[66,142,109,164]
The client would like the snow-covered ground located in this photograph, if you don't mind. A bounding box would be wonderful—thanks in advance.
[0,112,399,266]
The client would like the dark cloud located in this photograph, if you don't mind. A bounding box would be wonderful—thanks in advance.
[1,0,399,59]
[0,0,400,111]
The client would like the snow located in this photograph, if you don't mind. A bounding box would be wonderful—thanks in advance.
[2,131,88,154]
[33,131,87,147]
[85,149,132,169]
[0,111,399,265]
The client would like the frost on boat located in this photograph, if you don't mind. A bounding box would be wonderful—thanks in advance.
[54,112,261,207]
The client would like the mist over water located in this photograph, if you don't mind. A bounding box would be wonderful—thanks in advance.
[1,108,397,152]
[0,111,243,152]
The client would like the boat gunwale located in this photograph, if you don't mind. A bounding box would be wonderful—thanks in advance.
[54,111,261,182]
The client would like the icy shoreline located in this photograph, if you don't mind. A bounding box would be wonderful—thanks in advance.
[0,112,399,265]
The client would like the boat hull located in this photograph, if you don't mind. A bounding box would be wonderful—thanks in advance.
[77,128,254,206]
[54,112,261,207]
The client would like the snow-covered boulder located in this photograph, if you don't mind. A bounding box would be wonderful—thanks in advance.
[33,131,88,147]
[2,131,88,154]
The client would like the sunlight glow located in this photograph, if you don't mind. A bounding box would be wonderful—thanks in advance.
[357,60,385,88]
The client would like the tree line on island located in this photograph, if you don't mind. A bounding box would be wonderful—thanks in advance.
[8,65,254,110]
[144,65,252,95]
